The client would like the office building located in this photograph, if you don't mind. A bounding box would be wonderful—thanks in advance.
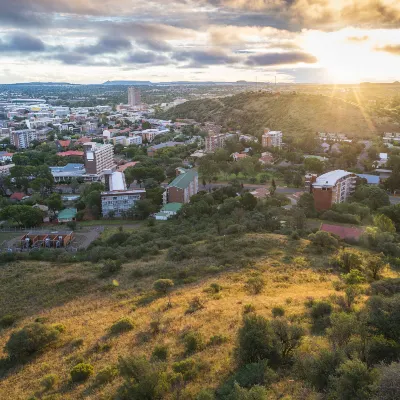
[83,142,114,177]
[312,170,357,211]
[262,128,282,148]
[128,87,141,107]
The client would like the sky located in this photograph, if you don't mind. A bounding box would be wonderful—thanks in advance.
[0,0,400,84]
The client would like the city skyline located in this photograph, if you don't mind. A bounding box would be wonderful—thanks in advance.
[0,1,400,84]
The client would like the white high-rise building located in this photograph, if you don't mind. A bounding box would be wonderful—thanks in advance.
[128,87,141,107]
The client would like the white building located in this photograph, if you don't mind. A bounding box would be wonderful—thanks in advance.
[25,118,53,129]
[262,128,282,148]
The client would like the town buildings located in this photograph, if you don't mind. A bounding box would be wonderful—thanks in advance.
[164,168,198,204]
[147,141,183,157]
[83,142,115,178]
[155,203,182,220]
[50,164,86,182]
[262,128,282,149]
[128,87,141,107]
[10,129,44,149]
[312,170,357,211]
[205,133,235,153]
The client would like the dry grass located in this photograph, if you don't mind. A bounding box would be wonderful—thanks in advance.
[0,233,392,399]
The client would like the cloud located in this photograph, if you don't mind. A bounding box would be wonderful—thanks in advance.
[125,51,170,65]
[137,39,172,52]
[75,37,132,55]
[173,49,240,66]
[376,44,400,55]
[0,33,45,52]
[347,35,369,42]
[246,51,317,66]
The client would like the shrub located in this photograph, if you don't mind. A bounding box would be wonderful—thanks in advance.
[196,389,215,400]
[153,279,174,307]
[208,334,228,346]
[207,283,222,293]
[333,249,363,273]
[342,269,365,285]
[310,301,332,333]
[365,335,400,366]
[183,331,205,354]
[308,231,339,251]
[172,358,201,381]
[5,323,62,361]
[370,278,400,297]
[237,314,279,367]
[70,363,94,382]
[271,307,285,318]
[101,259,122,276]
[245,276,265,295]
[95,365,118,385]
[41,374,59,391]
[230,384,269,400]
[243,304,256,314]
[376,362,400,400]
[152,345,169,361]
[327,312,359,347]
[110,317,135,334]
[118,356,170,399]
[167,245,191,261]
[329,359,378,400]
[0,314,18,328]
[185,297,205,314]
[365,255,387,280]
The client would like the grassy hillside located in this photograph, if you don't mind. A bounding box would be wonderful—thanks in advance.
[0,229,397,399]
[163,92,399,138]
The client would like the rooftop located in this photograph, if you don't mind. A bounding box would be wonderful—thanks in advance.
[161,203,183,212]
[168,169,198,190]
[314,170,354,187]
[149,141,183,150]
[109,171,126,191]
[357,174,380,185]
[57,208,77,220]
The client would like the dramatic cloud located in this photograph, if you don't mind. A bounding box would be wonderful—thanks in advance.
[75,37,132,55]
[347,35,369,42]
[125,51,170,65]
[174,49,240,67]
[246,51,317,66]
[0,33,45,52]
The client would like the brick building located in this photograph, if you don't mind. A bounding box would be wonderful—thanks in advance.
[83,142,114,177]
[261,128,282,149]
[312,170,357,211]
[164,168,198,204]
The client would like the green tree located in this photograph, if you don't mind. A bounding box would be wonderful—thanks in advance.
[297,193,317,217]
[352,185,390,210]
[241,192,257,211]
[46,193,63,214]
[374,214,396,233]
[304,157,325,174]
[0,205,43,227]
[153,279,174,307]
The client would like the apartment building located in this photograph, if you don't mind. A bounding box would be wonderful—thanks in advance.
[262,128,282,149]
[164,168,198,204]
[128,87,141,107]
[83,142,115,177]
[312,170,357,211]
[25,118,53,129]
[10,129,39,149]
[205,133,236,153]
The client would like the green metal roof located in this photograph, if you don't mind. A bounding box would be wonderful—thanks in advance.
[168,169,198,190]
[58,208,77,220]
[161,203,182,212]
[155,212,170,218]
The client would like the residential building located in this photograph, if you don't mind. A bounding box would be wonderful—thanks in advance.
[383,132,400,144]
[305,173,318,191]
[0,151,14,163]
[231,152,248,161]
[259,151,274,165]
[155,203,182,220]
[124,135,142,146]
[312,170,357,211]
[25,118,53,129]
[164,168,198,204]
[147,141,183,157]
[128,87,141,107]
[50,163,86,182]
[0,163,14,176]
[83,142,115,177]
[101,189,146,217]
[10,129,37,149]
[262,128,282,148]
[205,133,235,153]
[57,150,84,158]
[357,174,380,185]
[375,169,392,182]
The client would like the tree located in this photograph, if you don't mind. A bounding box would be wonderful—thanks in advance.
[0,205,43,227]
[269,179,276,196]
[374,214,396,233]
[292,208,306,230]
[153,279,174,307]
[330,359,378,400]
[130,199,158,220]
[376,362,400,400]
[46,193,63,214]
[70,178,80,194]
[352,185,390,210]
[304,157,325,174]
[241,192,257,211]
[237,314,279,367]
[297,193,317,217]
[365,254,387,280]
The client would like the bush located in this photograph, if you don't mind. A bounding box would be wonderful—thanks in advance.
[0,314,18,328]
[237,314,279,367]
[41,374,59,391]
[185,297,205,314]
[322,210,360,225]
[110,317,135,334]
[333,249,363,273]
[243,304,256,314]
[196,389,215,400]
[183,331,205,354]
[310,301,332,333]
[271,307,285,318]
[330,359,378,400]
[246,276,265,295]
[70,363,94,382]
[95,365,118,385]
[365,335,400,366]
[5,323,62,361]
[370,278,400,297]
[101,259,122,276]
[167,245,191,261]
[152,345,169,361]
[172,358,201,381]
[208,334,228,346]
[308,231,339,251]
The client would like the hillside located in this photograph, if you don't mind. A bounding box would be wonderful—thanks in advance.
[0,227,398,399]
[163,92,399,138]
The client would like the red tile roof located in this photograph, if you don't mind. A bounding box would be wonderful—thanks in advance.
[58,140,71,148]
[10,192,25,201]
[57,150,84,157]
[117,161,139,172]
[76,137,91,144]
[320,224,364,240]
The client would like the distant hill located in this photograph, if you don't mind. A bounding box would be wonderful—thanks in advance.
[3,82,76,86]
[163,91,398,138]
[103,80,153,85]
